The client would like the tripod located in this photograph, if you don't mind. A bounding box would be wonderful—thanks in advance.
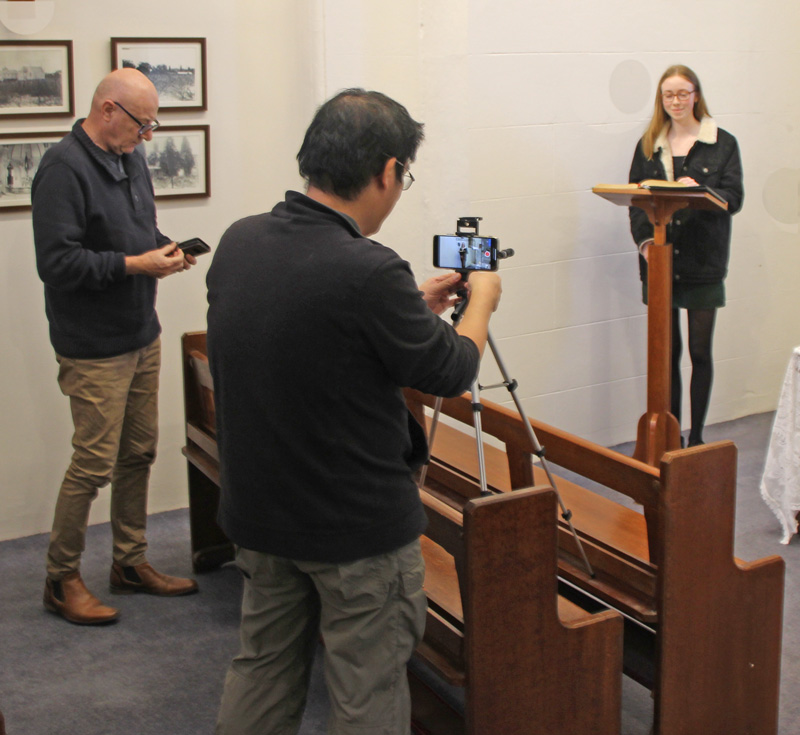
[419,323,595,578]
[419,222,594,577]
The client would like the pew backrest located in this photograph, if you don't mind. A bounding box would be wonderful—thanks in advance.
[405,387,785,735]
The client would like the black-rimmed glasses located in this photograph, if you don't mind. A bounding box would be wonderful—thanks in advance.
[385,155,415,191]
[401,167,415,191]
[114,100,160,135]
[395,160,414,191]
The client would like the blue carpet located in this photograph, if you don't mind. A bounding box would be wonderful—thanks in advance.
[0,412,797,734]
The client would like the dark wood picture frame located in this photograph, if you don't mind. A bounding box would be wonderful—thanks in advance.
[110,37,207,112]
[141,125,210,200]
[0,130,68,211]
[0,40,74,119]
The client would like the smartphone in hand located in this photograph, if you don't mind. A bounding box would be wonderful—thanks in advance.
[178,237,211,257]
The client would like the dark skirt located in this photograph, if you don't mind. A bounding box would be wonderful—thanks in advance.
[642,279,725,309]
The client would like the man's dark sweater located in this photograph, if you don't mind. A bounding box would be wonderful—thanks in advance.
[32,120,171,359]
[206,192,480,563]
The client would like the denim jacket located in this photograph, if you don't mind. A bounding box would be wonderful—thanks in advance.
[628,117,743,285]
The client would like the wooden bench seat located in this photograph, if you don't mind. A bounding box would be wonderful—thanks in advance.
[405,387,785,735]
[415,497,619,676]
[426,419,657,622]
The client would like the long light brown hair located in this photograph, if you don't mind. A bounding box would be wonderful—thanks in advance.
[641,65,711,159]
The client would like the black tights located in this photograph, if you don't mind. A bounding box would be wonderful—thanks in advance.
[671,308,717,446]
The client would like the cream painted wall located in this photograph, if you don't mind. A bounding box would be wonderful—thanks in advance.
[0,1,320,541]
[320,0,800,447]
[2,1,799,542]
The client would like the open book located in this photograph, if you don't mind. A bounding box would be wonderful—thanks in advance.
[595,179,724,200]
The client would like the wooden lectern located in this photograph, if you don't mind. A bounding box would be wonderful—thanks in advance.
[592,185,728,466]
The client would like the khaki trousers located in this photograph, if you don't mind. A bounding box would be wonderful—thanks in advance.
[46,338,160,579]
[216,540,427,735]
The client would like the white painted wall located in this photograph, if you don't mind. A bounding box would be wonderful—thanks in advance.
[2,1,798,541]
[0,1,320,541]
[321,0,800,446]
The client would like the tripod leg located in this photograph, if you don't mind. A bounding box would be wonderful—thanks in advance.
[471,380,491,497]
[417,396,443,489]
[487,333,595,578]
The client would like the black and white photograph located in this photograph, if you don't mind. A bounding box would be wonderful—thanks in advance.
[0,41,74,118]
[111,37,207,111]
[0,131,66,210]
[141,125,210,199]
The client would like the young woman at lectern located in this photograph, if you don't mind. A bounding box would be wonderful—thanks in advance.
[629,65,743,447]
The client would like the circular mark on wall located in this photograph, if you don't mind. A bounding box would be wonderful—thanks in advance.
[763,168,800,225]
[609,60,651,114]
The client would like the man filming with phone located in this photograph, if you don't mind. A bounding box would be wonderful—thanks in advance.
[207,88,501,734]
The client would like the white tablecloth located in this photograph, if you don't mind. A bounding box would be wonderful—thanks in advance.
[760,346,800,543]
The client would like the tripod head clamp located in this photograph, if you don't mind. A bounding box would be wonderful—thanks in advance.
[454,216,514,266]
[456,216,482,237]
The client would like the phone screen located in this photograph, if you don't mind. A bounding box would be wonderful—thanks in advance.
[433,235,498,271]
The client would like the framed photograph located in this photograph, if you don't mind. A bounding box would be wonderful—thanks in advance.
[111,37,207,111]
[141,125,210,200]
[0,41,74,119]
[0,131,67,211]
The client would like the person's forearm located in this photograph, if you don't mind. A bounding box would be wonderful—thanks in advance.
[455,294,495,358]
[125,254,146,275]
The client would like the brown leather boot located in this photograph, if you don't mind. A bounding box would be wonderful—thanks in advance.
[109,561,198,596]
[43,572,119,625]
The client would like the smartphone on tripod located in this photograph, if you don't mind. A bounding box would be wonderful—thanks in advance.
[433,234,499,271]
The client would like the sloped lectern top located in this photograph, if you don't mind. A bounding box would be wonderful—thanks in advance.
[592,184,727,214]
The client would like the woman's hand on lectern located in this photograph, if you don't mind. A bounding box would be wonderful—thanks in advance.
[638,238,654,262]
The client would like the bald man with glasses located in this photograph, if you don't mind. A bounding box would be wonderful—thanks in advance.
[32,68,198,626]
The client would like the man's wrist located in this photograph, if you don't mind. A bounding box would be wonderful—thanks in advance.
[125,254,142,275]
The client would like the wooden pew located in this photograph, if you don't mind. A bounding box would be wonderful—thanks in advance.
[180,333,624,733]
[181,331,234,572]
[181,332,783,733]
[405,387,785,735]
[413,484,622,735]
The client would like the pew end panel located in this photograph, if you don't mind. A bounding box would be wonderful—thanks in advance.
[463,487,623,735]
[182,331,208,432]
[181,332,235,572]
[656,442,785,735]
[413,485,623,735]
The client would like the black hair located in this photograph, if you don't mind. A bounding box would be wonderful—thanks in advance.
[297,88,424,201]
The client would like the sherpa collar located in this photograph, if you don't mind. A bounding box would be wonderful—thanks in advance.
[655,116,718,181]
